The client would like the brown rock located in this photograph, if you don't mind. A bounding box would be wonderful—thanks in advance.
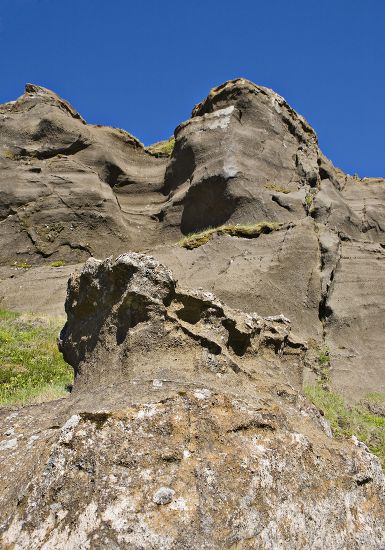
[1,254,384,548]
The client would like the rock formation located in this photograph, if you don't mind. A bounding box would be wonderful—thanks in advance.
[1,78,384,399]
[1,254,384,548]
[0,79,385,547]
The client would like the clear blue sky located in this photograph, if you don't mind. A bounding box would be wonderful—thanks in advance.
[1,0,384,177]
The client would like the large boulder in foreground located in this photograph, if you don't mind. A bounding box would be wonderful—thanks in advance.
[1,254,384,549]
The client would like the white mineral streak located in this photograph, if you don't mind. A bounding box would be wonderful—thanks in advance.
[0,438,17,451]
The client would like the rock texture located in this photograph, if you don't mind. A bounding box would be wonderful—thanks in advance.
[0,84,168,264]
[1,254,384,549]
[1,78,384,399]
[1,78,385,547]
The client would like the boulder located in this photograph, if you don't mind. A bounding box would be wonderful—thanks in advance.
[1,253,384,549]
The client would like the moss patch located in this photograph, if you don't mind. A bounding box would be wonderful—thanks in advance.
[14,262,32,269]
[305,385,385,470]
[0,310,73,406]
[264,183,291,194]
[146,136,175,157]
[50,260,65,268]
[178,222,281,250]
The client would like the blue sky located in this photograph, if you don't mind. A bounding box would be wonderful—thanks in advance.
[1,0,384,177]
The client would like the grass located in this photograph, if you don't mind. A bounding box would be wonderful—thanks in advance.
[0,309,73,406]
[146,136,175,157]
[265,183,291,194]
[3,148,19,160]
[305,193,314,208]
[50,260,65,268]
[178,222,281,250]
[305,385,385,470]
[318,346,330,365]
[14,262,32,269]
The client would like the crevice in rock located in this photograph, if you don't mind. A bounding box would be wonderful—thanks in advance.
[222,318,251,357]
[227,418,276,433]
[271,194,292,211]
[315,225,342,385]
[115,293,150,344]
[13,138,91,161]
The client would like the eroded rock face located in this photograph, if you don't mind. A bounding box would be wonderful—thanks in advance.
[0,84,168,264]
[1,253,384,549]
[60,253,306,395]
[1,78,384,398]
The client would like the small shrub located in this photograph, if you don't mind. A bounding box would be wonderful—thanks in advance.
[318,346,330,365]
[178,222,281,250]
[305,193,314,207]
[305,385,385,470]
[50,260,65,268]
[3,148,18,160]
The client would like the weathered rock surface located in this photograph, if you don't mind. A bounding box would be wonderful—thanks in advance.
[0,84,168,264]
[1,78,384,399]
[1,79,385,547]
[1,254,384,549]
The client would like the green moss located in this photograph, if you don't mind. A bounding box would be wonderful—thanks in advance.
[305,193,314,207]
[264,183,291,194]
[14,262,32,269]
[3,148,19,160]
[178,222,281,250]
[318,346,330,365]
[0,310,73,406]
[50,260,65,268]
[146,136,175,157]
[305,385,385,470]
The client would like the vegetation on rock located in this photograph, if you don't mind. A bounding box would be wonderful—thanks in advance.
[14,262,32,269]
[264,182,291,193]
[50,260,65,267]
[305,385,385,469]
[0,310,73,405]
[178,222,281,249]
[146,136,175,157]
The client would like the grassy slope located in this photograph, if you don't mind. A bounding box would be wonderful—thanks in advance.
[0,310,73,406]
[305,385,385,470]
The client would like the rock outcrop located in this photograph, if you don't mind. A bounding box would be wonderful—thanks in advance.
[1,78,385,547]
[1,78,384,399]
[1,254,384,549]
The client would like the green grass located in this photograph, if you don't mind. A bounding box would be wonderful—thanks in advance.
[305,193,314,208]
[14,262,32,269]
[146,136,175,157]
[264,183,291,194]
[305,385,385,470]
[0,310,73,406]
[178,222,281,250]
[318,346,330,365]
[50,260,65,268]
